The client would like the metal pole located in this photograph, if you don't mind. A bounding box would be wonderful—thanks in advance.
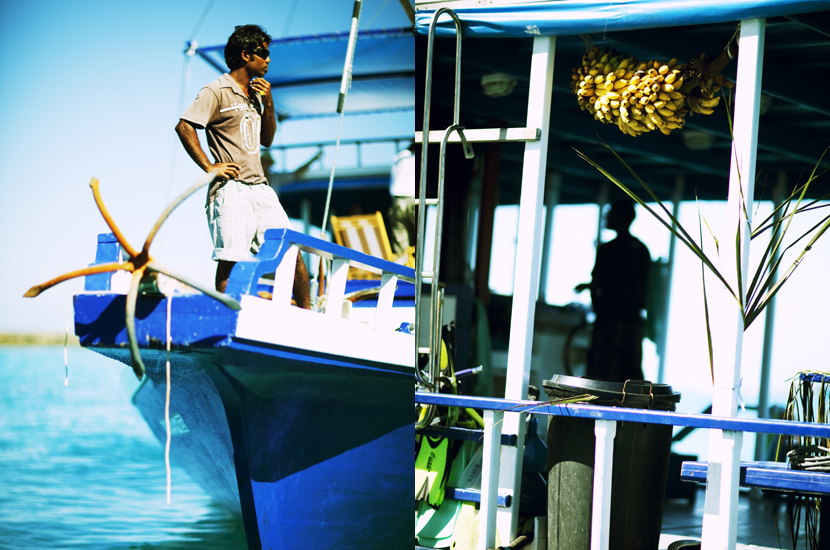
[591,420,618,550]
[754,173,785,461]
[336,0,362,114]
[595,182,609,249]
[300,198,312,269]
[539,171,561,303]
[479,409,504,550]
[464,157,483,283]
[656,175,684,384]
[415,7,463,396]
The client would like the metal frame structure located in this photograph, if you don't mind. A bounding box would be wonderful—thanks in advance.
[413,2,829,549]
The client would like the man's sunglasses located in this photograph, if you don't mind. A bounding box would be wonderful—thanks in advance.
[251,47,270,60]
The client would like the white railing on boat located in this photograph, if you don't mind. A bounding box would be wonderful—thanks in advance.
[225,228,415,325]
[415,391,830,550]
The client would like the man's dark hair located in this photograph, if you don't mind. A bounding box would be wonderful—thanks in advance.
[224,25,272,71]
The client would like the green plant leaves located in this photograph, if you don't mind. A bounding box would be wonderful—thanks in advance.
[575,141,830,348]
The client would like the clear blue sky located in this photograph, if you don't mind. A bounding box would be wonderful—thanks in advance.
[0,0,411,333]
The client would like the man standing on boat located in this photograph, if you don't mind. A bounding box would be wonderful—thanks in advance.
[576,199,651,382]
[175,24,310,309]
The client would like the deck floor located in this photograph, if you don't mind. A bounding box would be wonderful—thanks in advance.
[660,487,811,549]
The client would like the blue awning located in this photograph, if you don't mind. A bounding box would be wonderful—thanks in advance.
[278,175,390,196]
[196,28,414,119]
[415,0,830,38]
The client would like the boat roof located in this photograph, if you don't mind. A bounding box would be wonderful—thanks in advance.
[415,0,830,205]
[195,28,415,120]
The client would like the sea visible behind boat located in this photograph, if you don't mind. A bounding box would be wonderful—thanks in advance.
[0,345,248,550]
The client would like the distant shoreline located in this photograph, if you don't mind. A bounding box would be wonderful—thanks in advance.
[0,333,81,346]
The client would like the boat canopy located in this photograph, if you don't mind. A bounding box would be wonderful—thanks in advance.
[416,0,828,37]
[196,28,414,120]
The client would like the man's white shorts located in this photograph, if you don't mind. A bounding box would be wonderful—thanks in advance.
[207,181,292,262]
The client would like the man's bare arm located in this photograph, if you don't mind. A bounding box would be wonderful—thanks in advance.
[251,78,277,148]
[175,119,240,179]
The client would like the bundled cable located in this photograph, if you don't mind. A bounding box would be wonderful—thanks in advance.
[788,445,830,472]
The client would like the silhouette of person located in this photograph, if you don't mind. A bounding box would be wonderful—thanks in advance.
[575,199,651,382]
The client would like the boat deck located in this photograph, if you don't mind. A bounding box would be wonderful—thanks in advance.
[661,486,809,550]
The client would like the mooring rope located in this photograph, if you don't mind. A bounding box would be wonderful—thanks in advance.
[320,109,347,244]
[64,299,71,386]
[316,0,362,311]
[320,0,362,235]
[165,291,173,504]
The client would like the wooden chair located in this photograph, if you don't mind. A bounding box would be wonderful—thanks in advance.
[330,212,395,279]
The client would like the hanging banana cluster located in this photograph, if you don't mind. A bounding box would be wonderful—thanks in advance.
[570,46,723,137]
[684,51,733,115]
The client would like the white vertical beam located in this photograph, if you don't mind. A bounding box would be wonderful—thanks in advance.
[656,176,684,384]
[594,183,610,249]
[272,245,300,307]
[326,259,350,317]
[464,163,483,279]
[591,420,617,550]
[703,431,744,550]
[479,409,504,550]
[498,34,555,543]
[702,18,765,550]
[754,175,785,461]
[538,171,561,303]
[374,272,397,328]
[300,198,313,270]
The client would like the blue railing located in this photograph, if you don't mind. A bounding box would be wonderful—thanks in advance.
[415,391,830,550]
[225,228,415,297]
[415,392,830,438]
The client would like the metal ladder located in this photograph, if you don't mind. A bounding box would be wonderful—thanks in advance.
[415,7,474,429]
[414,13,554,546]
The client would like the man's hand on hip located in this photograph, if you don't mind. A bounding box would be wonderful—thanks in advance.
[211,163,241,180]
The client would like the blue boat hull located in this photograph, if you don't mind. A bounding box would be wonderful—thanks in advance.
[76,293,414,549]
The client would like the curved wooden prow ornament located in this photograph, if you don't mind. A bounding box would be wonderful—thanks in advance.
[24,172,240,379]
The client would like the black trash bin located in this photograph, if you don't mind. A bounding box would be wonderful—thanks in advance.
[543,375,680,550]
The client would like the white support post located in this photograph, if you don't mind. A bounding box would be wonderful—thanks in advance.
[702,18,765,550]
[538,171,561,303]
[591,420,617,550]
[499,34,555,543]
[326,259,350,317]
[703,431,744,550]
[300,198,313,270]
[656,175,684,384]
[754,175,785,461]
[480,409,504,550]
[594,183,609,248]
[272,245,300,307]
[374,272,397,328]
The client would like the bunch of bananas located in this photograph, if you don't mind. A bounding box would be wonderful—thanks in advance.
[570,46,724,137]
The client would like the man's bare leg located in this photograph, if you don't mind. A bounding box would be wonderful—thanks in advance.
[293,255,311,310]
[216,260,236,293]
[216,257,309,307]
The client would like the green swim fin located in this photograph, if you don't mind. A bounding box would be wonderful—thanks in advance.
[414,435,450,508]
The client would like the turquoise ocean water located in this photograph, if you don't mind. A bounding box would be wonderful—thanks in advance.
[0,346,248,550]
